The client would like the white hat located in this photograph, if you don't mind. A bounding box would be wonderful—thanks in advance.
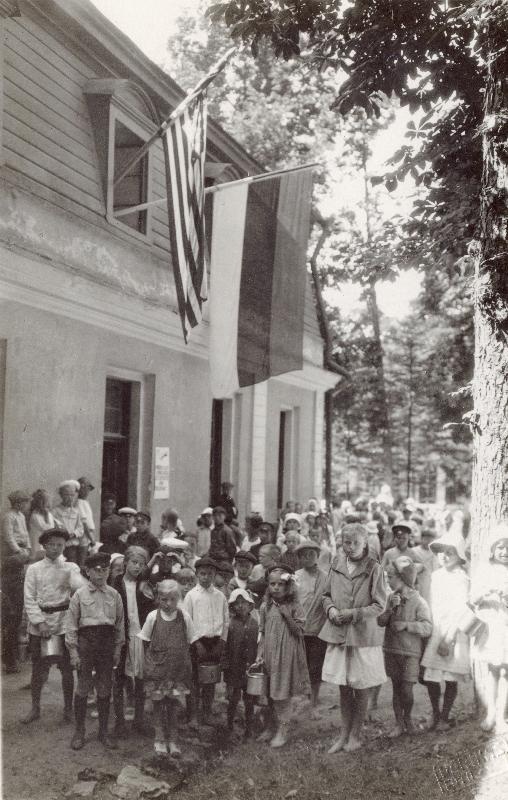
[284,512,301,524]
[160,536,189,550]
[118,507,137,515]
[228,587,255,605]
[366,521,379,535]
[201,507,213,516]
[430,531,467,563]
[109,552,124,564]
[58,479,80,491]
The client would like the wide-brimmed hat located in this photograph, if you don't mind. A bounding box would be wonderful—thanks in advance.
[392,556,417,588]
[228,587,255,605]
[430,531,467,563]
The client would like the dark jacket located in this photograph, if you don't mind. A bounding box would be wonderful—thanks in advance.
[223,614,258,688]
[125,531,160,558]
[113,574,155,644]
[208,523,237,563]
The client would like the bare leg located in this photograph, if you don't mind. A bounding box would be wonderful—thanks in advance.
[495,667,508,733]
[152,699,167,753]
[388,681,404,737]
[400,681,415,734]
[271,699,290,748]
[344,688,369,751]
[166,699,182,755]
[481,666,497,731]
[426,681,441,729]
[368,684,381,720]
[328,686,353,753]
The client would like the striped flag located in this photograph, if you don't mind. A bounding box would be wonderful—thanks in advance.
[209,167,314,398]
[163,94,208,342]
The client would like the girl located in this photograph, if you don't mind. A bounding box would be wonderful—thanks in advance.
[28,489,58,561]
[256,567,310,748]
[138,579,195,755]
[421,531,470,731]
[472,522,508,733]
[112,546,155,737]
[319,522,387,753]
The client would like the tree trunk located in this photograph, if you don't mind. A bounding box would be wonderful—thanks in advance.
[471,22,508,581]
[366,281,394,486]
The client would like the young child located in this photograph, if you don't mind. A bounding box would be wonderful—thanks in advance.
[378,556,432,737]
[112,546,155,738]
[280,531,301,572]
[176,566,197,599]
[229,550,256,593]
[182,557,229,725]
[22,528,85,723]
[138,579,195,755]
[294,541,328,710]
[256,567,310,748]
[320,523,387,753]
[421,531,470,731]
[65,551,125,750]
[471,522,508,733]
[223,588,258,738]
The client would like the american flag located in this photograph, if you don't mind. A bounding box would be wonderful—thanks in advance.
[163,94,208,342]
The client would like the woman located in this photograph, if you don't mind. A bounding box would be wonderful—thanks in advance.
[28,489,58,561]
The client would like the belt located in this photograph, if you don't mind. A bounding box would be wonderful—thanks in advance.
[39,602,70,613]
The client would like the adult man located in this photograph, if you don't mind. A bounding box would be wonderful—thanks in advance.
[216,481,237,524]
[22,528,85,723]
[52,480,85,565]
[208,506,236,565]
[382,524,424,575]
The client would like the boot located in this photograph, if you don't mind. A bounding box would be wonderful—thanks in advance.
[21,665,47,724]
[62,668,74,723]
[97,697,117,749]
[71,695,87,750]
[244,701,254,739]
[227,702,237,731]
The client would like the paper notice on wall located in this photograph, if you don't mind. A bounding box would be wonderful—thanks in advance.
[154,447,170,499]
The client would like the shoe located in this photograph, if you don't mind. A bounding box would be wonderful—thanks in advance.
[154,740,167,755]
[21,708,40,724]
[70,732,85,750]
[169,742,181,756]
[98,732,118,749]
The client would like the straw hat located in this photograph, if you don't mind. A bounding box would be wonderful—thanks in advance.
[430,530,467,563]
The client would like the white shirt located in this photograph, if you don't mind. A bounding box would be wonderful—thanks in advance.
[295,567,319,614]
[24,555,85,635]
[77,499,95,535]
[197,526,212,556]
[138,607,196,643]
[182,584,229,641]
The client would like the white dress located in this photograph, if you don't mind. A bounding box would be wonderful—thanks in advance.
[422,566,470,682]
[124,579,144,678]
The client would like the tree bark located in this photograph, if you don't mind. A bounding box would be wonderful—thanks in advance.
[471,22,508,582]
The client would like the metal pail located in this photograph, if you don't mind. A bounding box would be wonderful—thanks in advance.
[246,666,268,696]
[197,662,221,684]
[40,635,64,658]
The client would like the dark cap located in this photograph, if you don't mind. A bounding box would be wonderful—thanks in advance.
[218,562,235,577]
[234,550,257,564]
[136,510,151,522]
[77,477,95,490]
[39,527,70,546]
[213,506,226,515]
[85,552,111,569]
[195,556,219,571]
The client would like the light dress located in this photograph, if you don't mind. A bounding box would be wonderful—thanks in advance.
[321,557,386,690]
[124,579,144,678]
[422,566,470,682]
[260,600,310,701]
[473,562,508,666]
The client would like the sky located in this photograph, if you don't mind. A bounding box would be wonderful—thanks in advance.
[90,0,422,319]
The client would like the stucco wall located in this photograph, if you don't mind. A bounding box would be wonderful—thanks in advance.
[0,299,211,529]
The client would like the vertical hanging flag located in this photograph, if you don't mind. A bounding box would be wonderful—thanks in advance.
[163,94,208,341]
[209,166,314,398]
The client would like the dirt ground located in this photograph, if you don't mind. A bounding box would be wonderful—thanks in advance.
[2,660,508,800]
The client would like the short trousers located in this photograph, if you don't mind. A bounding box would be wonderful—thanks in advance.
[384,651,420,684]
[75,625,115,698]
[304,635,327,684]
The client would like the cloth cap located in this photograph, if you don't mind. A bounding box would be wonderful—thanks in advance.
[77,477,95,490]
[284,512,301,523]
[135,510,151,522]
[234,550,257,564]
[118,507,137,515]
[213,506,226,515]
[392,556,417,588]
[85,552,111,569]
[201,507,213,516]
[195,556,219,571]
[392,523,412,536]
[295,541,321,555]
[229,587,255,606]
[8,489,31,504]
[39,527,70,545]
[221,481,234,489]
[430,531,467,563]
[218,562,235,577]
[58,480,80,492]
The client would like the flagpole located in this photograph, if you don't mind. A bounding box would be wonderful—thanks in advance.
[112,162,321,218]
[113,46,236,189]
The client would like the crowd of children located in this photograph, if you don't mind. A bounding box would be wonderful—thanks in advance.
[2,481,508,760]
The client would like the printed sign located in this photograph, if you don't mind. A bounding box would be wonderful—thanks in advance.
[154,446,170,499]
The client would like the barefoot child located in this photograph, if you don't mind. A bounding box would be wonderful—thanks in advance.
[378,556,432,737]
[112,546,155,737]
[138,579,195,755]
[223,588,258,737]
[472,522,508,733]
[320,523,387,753]
[256,567,310,748]
[294,541,328,710]
[65,551,125,750]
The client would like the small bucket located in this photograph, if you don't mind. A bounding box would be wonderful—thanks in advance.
[246,665,268,696]
[40,635,64,658]
[458,606,484,637]
[197,662,221,684]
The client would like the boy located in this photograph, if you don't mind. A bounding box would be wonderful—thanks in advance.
[377,556,432,737]
[65,551,125,750]
[126,511,160,557]
[208,506,237,565]
[229,550,256,593]
[182,557,229,725]
[294,541,328,710]
[22,528,85,723]
[176,566,197,599]
[411,528,439,603]
[223,588,258,738]
[280,531,301,572]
